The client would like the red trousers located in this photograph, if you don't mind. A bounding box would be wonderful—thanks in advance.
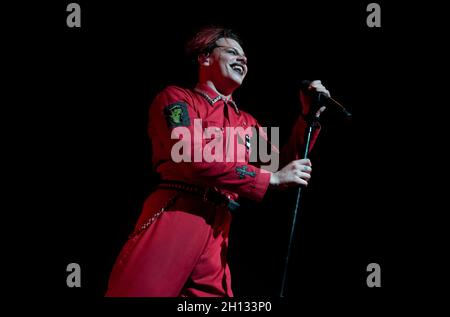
[105,189,233,297]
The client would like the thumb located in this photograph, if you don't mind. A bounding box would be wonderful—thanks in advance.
[315,106,327,118]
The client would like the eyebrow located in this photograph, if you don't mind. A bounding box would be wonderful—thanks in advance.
[216,46,246,57]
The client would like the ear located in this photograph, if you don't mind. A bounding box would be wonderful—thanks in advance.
[198,53,210,67]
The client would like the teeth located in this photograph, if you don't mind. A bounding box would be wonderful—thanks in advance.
[231,65,243,74]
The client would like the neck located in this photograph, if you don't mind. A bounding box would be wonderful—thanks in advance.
[198,79,234,100]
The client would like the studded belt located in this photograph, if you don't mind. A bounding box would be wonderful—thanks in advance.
[157,180,240,211]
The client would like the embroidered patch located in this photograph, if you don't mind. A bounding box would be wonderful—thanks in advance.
[236,165,256,179]
[164,102,191,128]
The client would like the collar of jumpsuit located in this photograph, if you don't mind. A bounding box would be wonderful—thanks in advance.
[194,83,240,115]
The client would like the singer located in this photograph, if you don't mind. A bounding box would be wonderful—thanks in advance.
[105,26,331,297]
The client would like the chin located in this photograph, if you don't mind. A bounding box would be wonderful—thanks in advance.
[231,76,244,86]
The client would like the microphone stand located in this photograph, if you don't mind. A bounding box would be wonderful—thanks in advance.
[280,93,322,298]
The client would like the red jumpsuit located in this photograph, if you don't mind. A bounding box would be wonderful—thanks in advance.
[105,84,320,297]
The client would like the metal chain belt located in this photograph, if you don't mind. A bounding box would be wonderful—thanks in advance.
[128,192,179,239]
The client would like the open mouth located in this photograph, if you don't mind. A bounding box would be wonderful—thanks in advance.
[230,63,244,76]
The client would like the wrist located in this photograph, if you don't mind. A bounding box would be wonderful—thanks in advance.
[269,172,279,186]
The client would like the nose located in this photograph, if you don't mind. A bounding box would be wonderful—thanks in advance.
[237,55,247,65]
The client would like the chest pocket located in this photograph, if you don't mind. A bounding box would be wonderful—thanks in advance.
[229,122,254,164]
[202,121,224,140]
[202,121,226,162]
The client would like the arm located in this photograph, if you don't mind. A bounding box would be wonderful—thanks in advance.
[255,81,330,188]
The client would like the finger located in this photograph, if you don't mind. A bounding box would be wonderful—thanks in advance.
[310,80,322,88]
[296,159,311,166]
[294,170,311,180]
[310,82,324,91]
[302,165,312,173]
[315,87,330,97]
[310,81,330,97]
[299,171,311,180]
[294,176,308,187]
[315,106,327,118]
[295,164,311,173]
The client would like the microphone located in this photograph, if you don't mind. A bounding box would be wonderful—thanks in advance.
[300,80,352,118]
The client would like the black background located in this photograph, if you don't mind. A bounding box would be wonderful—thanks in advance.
[12,0,446,313]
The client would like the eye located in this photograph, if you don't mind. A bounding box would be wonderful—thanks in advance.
[227,49,238,55]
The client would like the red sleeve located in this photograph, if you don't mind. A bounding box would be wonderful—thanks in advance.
[149,86,271,202]
[254,115,321,170]
[279,116,321,168]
